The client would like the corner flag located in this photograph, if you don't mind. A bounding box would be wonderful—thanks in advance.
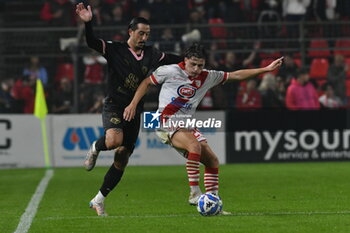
[34,79,51,168]
[34,79,48,119]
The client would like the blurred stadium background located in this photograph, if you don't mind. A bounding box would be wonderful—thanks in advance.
[1,1,350,232]
[1,0,350,114]
[0,0,349,166]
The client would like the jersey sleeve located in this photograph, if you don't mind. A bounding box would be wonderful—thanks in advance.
[103,40,114,56]
[151,46,183,66]
[152,47,165,63]
[85,21,105,54]
[207,70,228,87]
[150,65,171,85]
[160,53,182,66]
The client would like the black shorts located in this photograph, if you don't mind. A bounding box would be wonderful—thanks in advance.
[102,108,140,153]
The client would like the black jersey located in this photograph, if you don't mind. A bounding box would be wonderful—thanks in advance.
[84,21,182,113]
[102,41,163,112]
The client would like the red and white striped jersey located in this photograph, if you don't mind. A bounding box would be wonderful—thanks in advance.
[150,62,228,118]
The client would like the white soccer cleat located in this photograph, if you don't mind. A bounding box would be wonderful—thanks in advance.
[188,191,202,206]
[84,141,100,171]
[89,198,107,216]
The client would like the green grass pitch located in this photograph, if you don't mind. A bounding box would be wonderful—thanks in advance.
[2,162,350,233]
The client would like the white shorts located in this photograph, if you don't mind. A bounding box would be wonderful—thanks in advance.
[155,127,207,158]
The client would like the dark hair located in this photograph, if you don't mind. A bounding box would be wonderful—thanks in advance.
[184,43,207,60]
[128,17,150,31]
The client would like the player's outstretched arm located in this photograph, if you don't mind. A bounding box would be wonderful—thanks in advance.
[76,3,105,54]
[76,3,92,22]
[227,57,283,81]
[124,77,154,121]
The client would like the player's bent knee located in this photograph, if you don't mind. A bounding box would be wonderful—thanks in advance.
[106,139,122,149]
[105,130,123,149]
[188,141,201,154]
[210,156,219,167]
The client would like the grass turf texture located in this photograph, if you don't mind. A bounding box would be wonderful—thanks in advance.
[2,162,350,233]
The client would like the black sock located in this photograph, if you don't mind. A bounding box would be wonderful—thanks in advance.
[95,136,108,151]
[99,164,124,197]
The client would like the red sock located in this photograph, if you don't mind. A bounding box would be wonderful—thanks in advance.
[204,167,219,194]
[186,152,201,186]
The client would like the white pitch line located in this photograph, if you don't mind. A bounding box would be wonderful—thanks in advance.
[233,210,350,216]
[14,169,54,233]
[41,210,350,221]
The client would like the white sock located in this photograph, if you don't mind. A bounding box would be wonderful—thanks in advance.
[94,191,105,203]
[190,185,201,194]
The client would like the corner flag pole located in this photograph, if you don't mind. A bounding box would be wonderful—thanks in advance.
[34,79,51,168]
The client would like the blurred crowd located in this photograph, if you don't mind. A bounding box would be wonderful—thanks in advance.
[37,0,350,27]
[1,0,350,114]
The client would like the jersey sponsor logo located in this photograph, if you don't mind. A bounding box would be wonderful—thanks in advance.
[110,117,121,125]
[170,97,192,110]
[177,85,196,98]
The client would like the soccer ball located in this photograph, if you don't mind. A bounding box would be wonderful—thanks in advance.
[197,193,223,216]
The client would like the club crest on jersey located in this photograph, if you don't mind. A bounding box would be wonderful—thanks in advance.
[193,80,201,88]
[142,66,148,75]
[177,85,196,98]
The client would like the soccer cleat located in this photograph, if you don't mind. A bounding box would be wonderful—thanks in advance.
[89,199,107,216]
[188,191,202,206]
[218,210,232,216]
[84,141,99,171]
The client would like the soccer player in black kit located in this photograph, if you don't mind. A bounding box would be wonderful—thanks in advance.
[76,3,181,216]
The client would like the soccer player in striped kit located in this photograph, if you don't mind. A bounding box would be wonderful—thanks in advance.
[124,43,283,213]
